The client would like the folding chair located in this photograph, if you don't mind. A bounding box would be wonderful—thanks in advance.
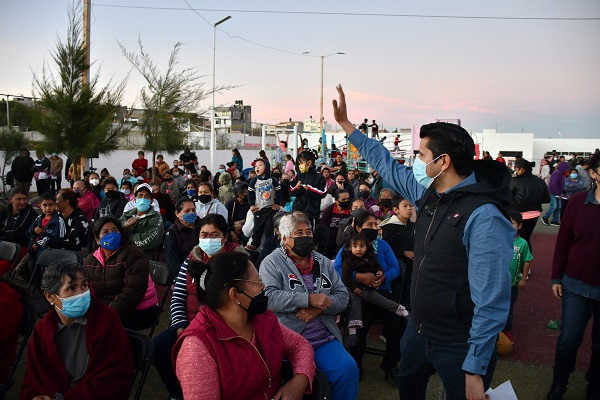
[148,260,172,338]
[126,329,154,400]
[0,299,37,399]
[281,361,331,400]
[0,241,21,279]
[28,248,83,289]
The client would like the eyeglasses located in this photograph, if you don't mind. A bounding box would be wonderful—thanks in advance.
[228,278,264,286]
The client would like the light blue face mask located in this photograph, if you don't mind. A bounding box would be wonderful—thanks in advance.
[570,173,578,179]
[412,154,443,188]
[199,238,223,256]
[54,290,91,319]
[136,198,151,212]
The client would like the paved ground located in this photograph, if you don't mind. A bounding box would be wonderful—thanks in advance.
[4,205,593,399]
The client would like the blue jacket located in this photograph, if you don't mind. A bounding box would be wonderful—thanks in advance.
[26,211,66,258]
[333,238,400,293]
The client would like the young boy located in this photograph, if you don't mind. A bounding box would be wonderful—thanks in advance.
[380,194,415,308]
[505,211,533,339]
[26,192,65,260]
[291,151,327,227]
[246,159,282,251]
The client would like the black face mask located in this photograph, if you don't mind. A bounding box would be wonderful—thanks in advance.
[282,179,290,185]
[361,228,378,243]
[199,194,212,204]
[239,291,269,319]
[240,194,248,203]
[105,190,119,200]
[338,200,351,210]
[272,172,281,179]
[380,198,393,208]
[289,236,314,258]
[359,190,370,199]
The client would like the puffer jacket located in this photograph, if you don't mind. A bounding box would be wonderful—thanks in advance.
[84,241,158,317]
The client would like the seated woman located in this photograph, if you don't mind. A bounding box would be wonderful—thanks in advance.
[151,182,176,227]
[72,180,99,223]
[20,260,134,400]
[95,177,128,219]
[173,251,315,400]
[181,179,199,201]
[163,198,200,276]
[0,188,37,275]
[196,182,228,222]
[119,183,164,257]
[119,180,134,202]
[0,278,25,387]
[55,188,90,252]
[333,209,402,380]
[260,211,359,400]
[153,214,247,400]
[84,216,159,330]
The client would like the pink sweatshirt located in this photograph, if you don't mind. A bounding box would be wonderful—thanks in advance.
[176,322,315,400]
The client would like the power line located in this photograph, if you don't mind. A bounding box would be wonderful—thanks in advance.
[92,4,600,21]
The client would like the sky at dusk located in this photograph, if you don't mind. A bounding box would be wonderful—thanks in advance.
[1,0,599,138]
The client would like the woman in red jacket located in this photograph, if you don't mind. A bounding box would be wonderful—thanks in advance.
[172,251,315,400]
[20,260,134,400]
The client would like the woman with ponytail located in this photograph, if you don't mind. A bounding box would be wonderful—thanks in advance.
[173,252,315,400]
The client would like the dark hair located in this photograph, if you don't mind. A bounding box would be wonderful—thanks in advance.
[514,158,532,173]
[343,232,373,258]
[102,177,119,189]
[39,192,56,203]
[185,179,198,190]
[232,148,241,157]
[334,188,349,200]
[58,189,78,209]
[259,150,267,158]
[100,168,109,176]
[285,154,293,161]
[138,151,145,156]
[234,181,249,196]
[298,150,316,163]
[198,181,214,193]
[590,150,600,172]
[508,210,523,225]
[8,188,28,198]
[358,181,372,190]
[419,122,474,176]
[200,213,228,234]
[120,181,133,190]
[392,194,406,208]
[93,216,130,243]
[187,252,250,309]
[280,141,287,147]
[175,198,196,213]
[199,170,212,183]
[353,209,375,229]
[41,260,88,294]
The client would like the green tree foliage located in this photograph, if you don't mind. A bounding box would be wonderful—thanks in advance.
[0,128,28,193]
[120,39,234,164]
[0,100,34,129]
[31,3,129,179]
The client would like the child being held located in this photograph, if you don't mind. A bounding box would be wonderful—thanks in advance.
[342,232,409,347]
[504,211,533,340]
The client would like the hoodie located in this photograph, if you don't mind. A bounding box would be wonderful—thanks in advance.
[248,166,282,210]
[548,161,570,196]
[195,197,229,222]
[380,215,415,267]
[291,166,327,219]
[347,129,513,375]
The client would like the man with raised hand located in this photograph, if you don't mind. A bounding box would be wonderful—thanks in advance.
[332,85,513,400]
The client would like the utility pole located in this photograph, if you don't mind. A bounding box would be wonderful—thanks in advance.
[80,0,91,180]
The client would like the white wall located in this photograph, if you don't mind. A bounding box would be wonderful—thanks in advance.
[476,130,535,161]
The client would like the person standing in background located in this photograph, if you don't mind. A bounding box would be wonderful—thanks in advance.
[49,153,63,194]
[11,148,35,195]
[132,151,148,176]
[33,151,51,195]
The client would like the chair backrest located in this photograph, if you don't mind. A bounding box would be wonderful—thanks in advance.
[0,241,20,262]
[148,260,171,286]
[37,248,83,268]
[125,329,154,400]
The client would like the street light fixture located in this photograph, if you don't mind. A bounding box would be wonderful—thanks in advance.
[210,15,232,172]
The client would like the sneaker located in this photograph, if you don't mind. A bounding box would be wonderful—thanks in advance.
[541,217,550,226]
[550,221,561,227]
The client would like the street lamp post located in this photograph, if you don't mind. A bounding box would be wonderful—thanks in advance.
[211,15,231,172]
[318,52,344,161]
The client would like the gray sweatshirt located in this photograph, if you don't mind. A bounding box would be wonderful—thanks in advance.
[260,247,349,343]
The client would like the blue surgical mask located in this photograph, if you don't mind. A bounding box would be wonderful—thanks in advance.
[54,290,91,319]
[99,231,122,251]
[182,212,198,224]
[219,168,226,174]
[412,155,443,188]
[136,198,151,212]
[570,173,578,179]
[199,238,223,256]
[73,189,82,195]
[187,189,196,197]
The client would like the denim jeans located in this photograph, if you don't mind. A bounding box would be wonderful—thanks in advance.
[552,287,600,396]
[398,319,497,400]
[543,195,561,223]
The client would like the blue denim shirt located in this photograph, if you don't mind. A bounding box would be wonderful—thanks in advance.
[348,130,513,374]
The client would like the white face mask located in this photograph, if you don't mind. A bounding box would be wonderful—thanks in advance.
[90,178,100,186]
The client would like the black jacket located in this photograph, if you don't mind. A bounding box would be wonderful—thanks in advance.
[11,154,34,181]
[0,204,38,246]
[509,172,551,212]
[291,167,326,219]
[95,193,128,220]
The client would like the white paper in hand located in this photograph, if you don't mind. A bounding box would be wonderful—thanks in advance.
[485,380,518,400]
